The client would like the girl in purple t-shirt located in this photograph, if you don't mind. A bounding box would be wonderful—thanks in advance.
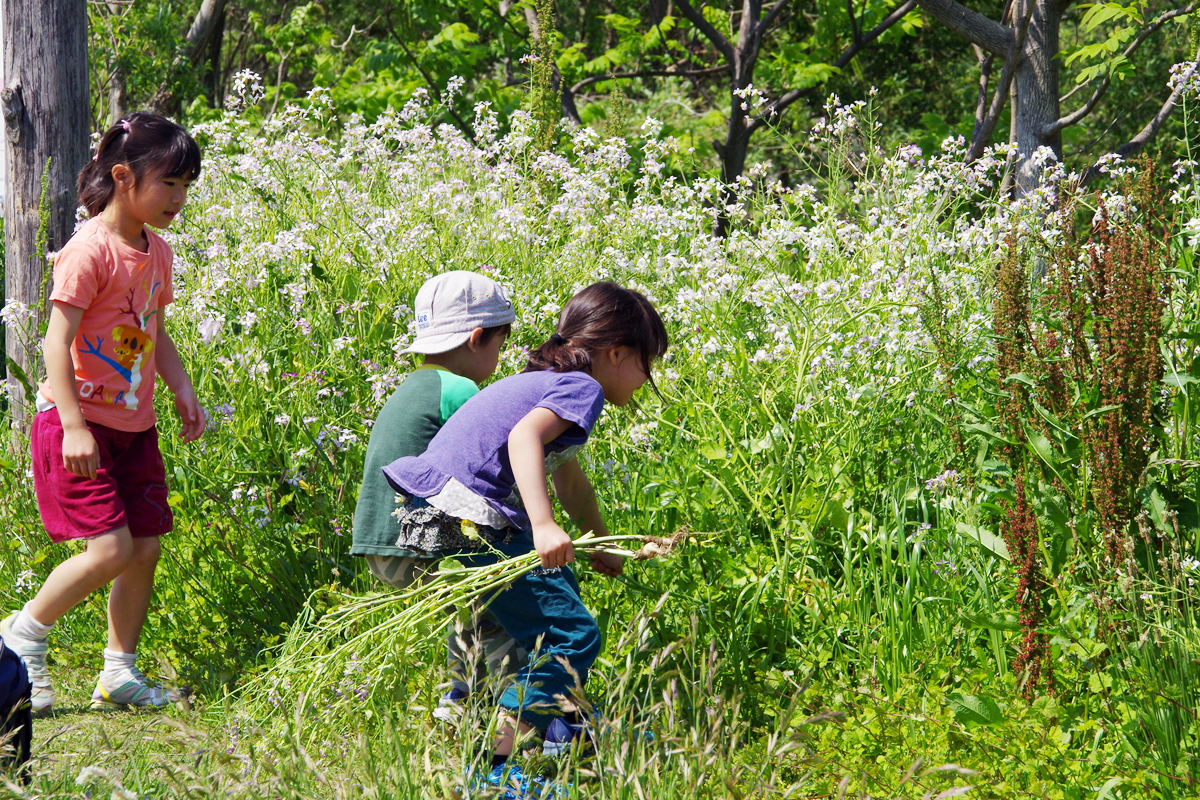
[383,282,667,789]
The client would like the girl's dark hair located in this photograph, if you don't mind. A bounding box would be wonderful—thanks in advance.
[78,112,202,217]
[524,282,669,387]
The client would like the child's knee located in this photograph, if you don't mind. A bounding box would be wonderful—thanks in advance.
[576,617,602,665]
[86,531,135,575]
[366,555,430,588]
[128,537,161,570]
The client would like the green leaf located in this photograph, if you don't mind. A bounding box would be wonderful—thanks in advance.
[1031,399,1073,437]
[961,611,1020,631]
[1024,427,1072,486]
[1163,373,1200,388]
[1081,403,1121,420]
[947,692,1005,726]
[5,356,35,405]
[963,421,1017,445]
[1096,777,1126,800]
[1079,3,1137,32]
[1004,371,1039,387]
[956,522,1010,561]
[698,442,728,461]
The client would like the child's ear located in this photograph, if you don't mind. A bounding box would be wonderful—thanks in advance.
[111,163,135,192]
[466,327,485,351]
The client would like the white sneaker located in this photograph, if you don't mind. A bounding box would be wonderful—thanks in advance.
[91,665,178,710]
[431,687,469,723]
[1,612,54,715]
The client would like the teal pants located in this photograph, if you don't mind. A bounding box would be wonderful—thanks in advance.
[458,530,601,729]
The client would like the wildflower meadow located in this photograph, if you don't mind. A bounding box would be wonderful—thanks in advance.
[5,74,1200,799]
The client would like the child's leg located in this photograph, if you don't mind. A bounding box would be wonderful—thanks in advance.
[482,565,601,729]
[106,536,161,654]
[23,528,134,626]
[446,609,527,697]
[2,528,134,714]
[365,554,434,589]
[90,532,176,709]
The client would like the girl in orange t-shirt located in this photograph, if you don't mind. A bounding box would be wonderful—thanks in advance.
[0,113,205,715]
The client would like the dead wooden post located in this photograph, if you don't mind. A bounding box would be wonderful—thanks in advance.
[1,0,88,429]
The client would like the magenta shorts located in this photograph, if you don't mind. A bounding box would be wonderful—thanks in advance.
[31,407,173,542]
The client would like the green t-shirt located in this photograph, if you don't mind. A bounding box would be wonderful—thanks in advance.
[351,365,479,557]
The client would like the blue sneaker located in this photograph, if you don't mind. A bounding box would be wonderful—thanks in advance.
[431,687,469,723]
[478,763,568,799]
[542,714,656,756]
[542,716,590,757]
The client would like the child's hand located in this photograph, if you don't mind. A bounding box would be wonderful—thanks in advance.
[589,550,624,577]
[174,385,205,442]
[62,424,100,479]
[533,522,575,569]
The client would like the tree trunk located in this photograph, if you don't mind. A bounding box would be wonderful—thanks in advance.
[715,84,752,238]
[106,0,127,125]
[206,6,226,108]
[1012,0,1063,193]
[108,63,127,126]
[2,0,89,428]
[147,0,228,117]
[712,0,766,237]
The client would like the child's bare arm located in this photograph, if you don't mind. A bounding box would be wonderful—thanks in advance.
[45,302,97,478]
[155,315,204,442]
[509,407,574,569]
[552,458,624,577]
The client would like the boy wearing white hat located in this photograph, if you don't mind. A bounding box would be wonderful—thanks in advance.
[352,271,525,720]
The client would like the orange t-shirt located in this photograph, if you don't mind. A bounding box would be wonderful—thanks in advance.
[36,218,175,432]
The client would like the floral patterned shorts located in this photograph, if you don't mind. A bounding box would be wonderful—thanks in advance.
[393,496,512,553]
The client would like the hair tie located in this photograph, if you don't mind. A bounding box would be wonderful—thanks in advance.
[121,120,131,132]
[549,332,566,345]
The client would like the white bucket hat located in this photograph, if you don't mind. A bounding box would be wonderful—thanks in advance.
[400,270,516,355]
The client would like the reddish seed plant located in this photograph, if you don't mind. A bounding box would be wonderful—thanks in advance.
[1078,168,1168,564]
[1002,475,1053,692]
[992,229,1054,690]
[984,160,1169,690]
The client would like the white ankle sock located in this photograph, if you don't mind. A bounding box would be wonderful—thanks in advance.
[101,649,138,685]
[11,605,54,641]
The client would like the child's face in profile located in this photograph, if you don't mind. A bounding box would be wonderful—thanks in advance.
[117,165,194,229]
[464,329,508,384]
[596,346,649,407]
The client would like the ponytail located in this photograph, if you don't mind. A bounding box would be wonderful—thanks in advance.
[528,331,594,373]
[78,112,202,217]
[524,282,669,387]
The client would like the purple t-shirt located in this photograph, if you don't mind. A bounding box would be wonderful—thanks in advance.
[382,370,606,530]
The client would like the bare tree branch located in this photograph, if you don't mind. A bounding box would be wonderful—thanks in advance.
[745,0,917,135]
[965,0,1033,161]
[676,0,738,64]
[1046,0,1199,137]
[571,63,730,95]
[970,48,996,142]
[912,0,1012,56]
[1081,44,1200,185]
[383,16,476,138]
[559,65,730,125]
[759,0,791,34]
